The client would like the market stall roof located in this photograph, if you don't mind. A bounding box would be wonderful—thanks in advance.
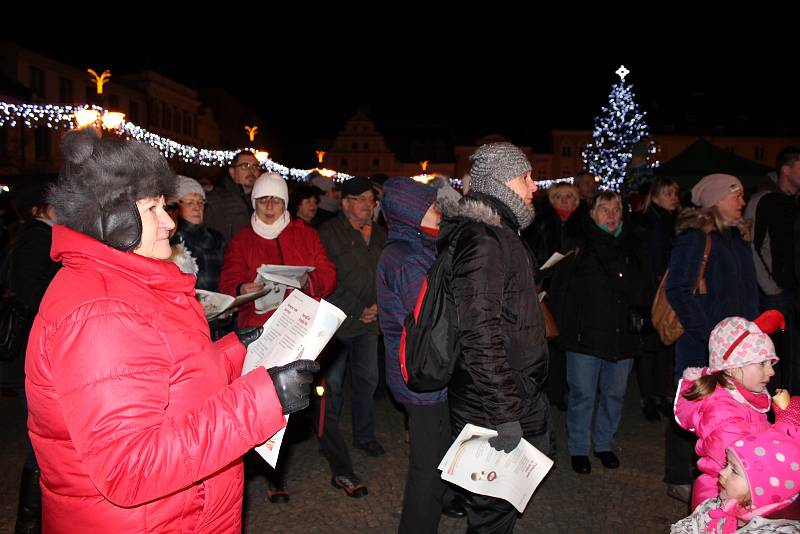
[655,138,773,188]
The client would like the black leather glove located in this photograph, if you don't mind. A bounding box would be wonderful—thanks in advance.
[268,360,320,414]
[488,421,523,453]
[236,327,263,348]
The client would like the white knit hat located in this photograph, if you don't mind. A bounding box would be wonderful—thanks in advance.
[251,172,288,208]
[175,175,205,200]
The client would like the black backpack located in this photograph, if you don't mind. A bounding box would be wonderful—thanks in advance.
[398,230,461,392]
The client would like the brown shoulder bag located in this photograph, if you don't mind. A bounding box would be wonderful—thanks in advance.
[651,233,712,346]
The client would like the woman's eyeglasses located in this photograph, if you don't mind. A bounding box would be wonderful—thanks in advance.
[255,196,285,206]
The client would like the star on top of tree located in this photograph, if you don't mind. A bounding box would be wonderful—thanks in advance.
[615,65,630,81]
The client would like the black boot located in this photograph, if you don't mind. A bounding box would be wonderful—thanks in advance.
[14,467,41,534]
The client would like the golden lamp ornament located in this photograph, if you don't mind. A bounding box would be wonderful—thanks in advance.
[245,125,259,142]
[87,69,111,95]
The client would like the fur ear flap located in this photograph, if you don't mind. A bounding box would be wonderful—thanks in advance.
[98,198,142,252]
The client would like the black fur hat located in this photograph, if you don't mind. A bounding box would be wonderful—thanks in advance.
[48,128,176,251]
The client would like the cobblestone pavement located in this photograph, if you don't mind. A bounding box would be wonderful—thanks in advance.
[1,379,688,533]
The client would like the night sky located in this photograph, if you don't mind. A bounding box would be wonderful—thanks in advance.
[9,36,796,168]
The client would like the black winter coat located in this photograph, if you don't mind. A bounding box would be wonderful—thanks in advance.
[550,220,656,361]
[9,219,61,312]
[204,176,253,242]
[523,202,585,288]
[440,193,549,438]
[643,203,677,280]
[170,218,227,292]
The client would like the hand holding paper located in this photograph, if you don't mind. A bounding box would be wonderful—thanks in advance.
[268,360,320,414]
[241,291,346,468]
[439,424,553,513]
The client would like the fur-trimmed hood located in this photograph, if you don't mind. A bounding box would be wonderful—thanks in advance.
[439,195,504,228]
[676,208,715,234]
[676,207,752,241]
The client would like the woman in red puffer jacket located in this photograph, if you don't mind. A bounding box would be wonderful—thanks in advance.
[25,129,317,533]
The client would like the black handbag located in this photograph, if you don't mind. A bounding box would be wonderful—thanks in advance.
[627,305,653,335]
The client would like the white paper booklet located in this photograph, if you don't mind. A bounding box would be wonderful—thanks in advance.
[196,288,270,320]
[241,290,345,468]
[438,423,554,513]
[538,249,575,271]
[256,264,315,289]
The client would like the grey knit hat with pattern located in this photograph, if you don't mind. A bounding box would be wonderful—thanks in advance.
[468,142,534,229]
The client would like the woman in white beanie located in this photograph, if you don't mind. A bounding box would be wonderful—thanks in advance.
[218,172,337,330]
[218,172,337,502]
[169,175,226,292]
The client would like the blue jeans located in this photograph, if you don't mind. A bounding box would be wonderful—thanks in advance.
[566,351,633,456]
[325,334,379,444]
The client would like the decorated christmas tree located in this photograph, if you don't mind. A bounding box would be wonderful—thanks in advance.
[582,65,655,192]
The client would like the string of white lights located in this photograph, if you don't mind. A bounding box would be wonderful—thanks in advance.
[0,100,356,182]
[2,100,578,188]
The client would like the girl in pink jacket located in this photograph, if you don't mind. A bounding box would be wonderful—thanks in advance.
[674,310,784,510]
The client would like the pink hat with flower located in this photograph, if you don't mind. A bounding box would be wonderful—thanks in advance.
[682,310,783,381]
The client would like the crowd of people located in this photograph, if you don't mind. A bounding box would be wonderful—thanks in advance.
[1,130,800,533]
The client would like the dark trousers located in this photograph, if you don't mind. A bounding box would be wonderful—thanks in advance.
[462,428,551,534]
[635,345,673,402]
[464,493,518,534]
[315,335,379,476]
[664,419,696,485]
[399,402,451,534]
[544,343,567,406]
[664,358,697,485]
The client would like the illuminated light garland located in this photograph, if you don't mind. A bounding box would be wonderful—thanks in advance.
[2,101,573,189]
[534,177,574,189]
[0,100,355,182]
[582,65,656,192]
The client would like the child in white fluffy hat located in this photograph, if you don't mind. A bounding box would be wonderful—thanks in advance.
[675,311,785,509]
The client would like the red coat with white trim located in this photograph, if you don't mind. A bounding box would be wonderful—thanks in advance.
[218,218,337,328]
[26,225,287,533]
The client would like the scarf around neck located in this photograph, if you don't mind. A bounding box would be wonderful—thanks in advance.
[726,377,771,413]
[251,211,290,240]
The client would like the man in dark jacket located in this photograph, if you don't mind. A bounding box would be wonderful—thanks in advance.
[317,176,387,497]
[204,150,259,241]
[440,142,550,533]
[747,146,800,391]
[377,177,460,533]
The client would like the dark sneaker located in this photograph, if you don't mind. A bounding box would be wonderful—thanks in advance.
[642,400,661,422]
[666,483,692,504]
[332,474,369,498]
[593,450,620,469]
[442,501,467,518]
[266,480,289,503]
[353,439,386,457]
